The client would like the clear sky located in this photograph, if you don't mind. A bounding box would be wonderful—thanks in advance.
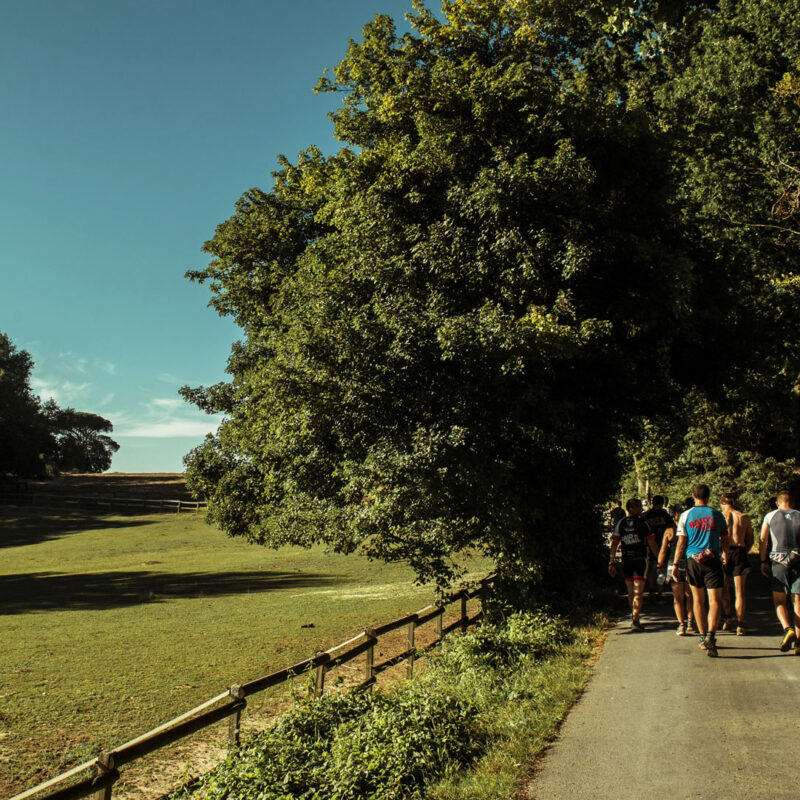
[1,0,419,472]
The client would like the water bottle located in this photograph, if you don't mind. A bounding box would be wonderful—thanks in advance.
[657,569,667,586]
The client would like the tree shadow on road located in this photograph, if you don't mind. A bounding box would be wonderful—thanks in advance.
[0,570,349,614]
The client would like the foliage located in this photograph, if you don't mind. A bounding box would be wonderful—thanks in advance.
[183,0,693,596]
[173,609,589,800]
[0,330,119,477]
[614,0,800,515]
[0,331,53,478]
[43,403,120,473]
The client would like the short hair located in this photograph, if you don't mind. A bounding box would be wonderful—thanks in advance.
[626,498,642,511]
[692,484,710,502]
[777,490,791,504]
[720,493,736,507]
[652,495,664,506]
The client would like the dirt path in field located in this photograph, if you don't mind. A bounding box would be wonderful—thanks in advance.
[522,582,800,800]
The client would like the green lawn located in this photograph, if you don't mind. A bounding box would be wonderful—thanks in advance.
[0,508,488,796]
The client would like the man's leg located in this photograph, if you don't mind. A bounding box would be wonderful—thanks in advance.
[793,593,800,641]
[691,584,708,636]
[722,573,733,619]
[632,578,645,622]
[734,574,747,624]
[772,592,791,628]
[671,582,685,622]
[626,579,635,614]
[707,587,723,634]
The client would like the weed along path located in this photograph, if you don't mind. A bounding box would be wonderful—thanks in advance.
[524,585,800,800]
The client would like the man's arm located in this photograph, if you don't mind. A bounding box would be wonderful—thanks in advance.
[760,519,771,578]
[657,528,673,568]
[608,538,620,575]
[647,534,659,558]
[743,515,754,552]
[672,534,686,581]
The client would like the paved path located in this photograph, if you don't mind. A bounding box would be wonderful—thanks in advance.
[526,582,800,799]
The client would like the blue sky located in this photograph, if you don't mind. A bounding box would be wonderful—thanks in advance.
[1,0,419,472]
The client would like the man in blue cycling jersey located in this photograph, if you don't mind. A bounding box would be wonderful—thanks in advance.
[673,484,729,657]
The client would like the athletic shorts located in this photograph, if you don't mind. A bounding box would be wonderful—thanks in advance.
[724,546,751,577]
[622,556,647,582]
[668,567,686,585]
[769,560,800,595]
[686,555,724,589]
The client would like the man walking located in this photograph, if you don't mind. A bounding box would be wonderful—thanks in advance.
[759,490,800,654]
[609,498,659,630]
[673,484,729,657]
[719,492,754,635]
[643,495,676,602]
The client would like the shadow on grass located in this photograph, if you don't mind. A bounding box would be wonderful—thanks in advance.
[0,570,349,614]
[0,510,152,550]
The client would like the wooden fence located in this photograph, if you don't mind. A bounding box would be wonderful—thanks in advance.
[9,575,495,800]
[0,492,206,514]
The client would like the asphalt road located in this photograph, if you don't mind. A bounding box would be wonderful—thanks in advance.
[525,580,800,800]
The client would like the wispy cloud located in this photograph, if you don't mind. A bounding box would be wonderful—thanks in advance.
[31,377,91,405]
[114,396,223,439]
[157,372,178,384]
[116,419,221,438]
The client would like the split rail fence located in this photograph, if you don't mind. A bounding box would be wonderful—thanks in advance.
[10,574,495,800]
[0,492,206,514]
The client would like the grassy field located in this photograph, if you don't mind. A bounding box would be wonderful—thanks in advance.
[0,505,488,797]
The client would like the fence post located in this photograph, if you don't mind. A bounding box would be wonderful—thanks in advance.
[406,617,416,678]
[176,500,182,514]
[364,628,376,687]
[313,654,328,698]
[93,751,116,800]
[460,592,468,632]
[436,608,443,642]
[227,685,245,751]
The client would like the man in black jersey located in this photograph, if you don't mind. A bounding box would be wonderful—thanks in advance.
[609,498,659,630]
[643,495,676,602]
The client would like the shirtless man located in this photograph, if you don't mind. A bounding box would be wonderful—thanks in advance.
[657,522,690,635]
[719,493,754,635]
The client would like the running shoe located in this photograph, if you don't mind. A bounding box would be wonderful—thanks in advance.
[794,643,800,656]
[780,629,797,652]
[698,635,707,650]
[736,624,746,636]
[721,616,734,631]
[706,637,718,658]
[689,618,698,632]
[676,622,688,636]
[632,618,645,631]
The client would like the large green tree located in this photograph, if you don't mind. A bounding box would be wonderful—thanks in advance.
[0,332,51,478]
[183,0,693,595]
[0,331,120,478]
[618,0,800,516]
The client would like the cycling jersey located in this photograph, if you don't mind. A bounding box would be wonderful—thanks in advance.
[676,506,727,557]
[613,516,655,560]
[763,508,800,563]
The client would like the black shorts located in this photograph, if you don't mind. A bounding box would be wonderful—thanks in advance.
[724,546,751,577]
[770,560,800,595]
[622,556,647,582]
[686,555,724,589]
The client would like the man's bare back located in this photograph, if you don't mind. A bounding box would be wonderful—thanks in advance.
[723,506,754,550]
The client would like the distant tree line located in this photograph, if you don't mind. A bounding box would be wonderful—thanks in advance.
[181,1,800,600]
[0,331,119,478]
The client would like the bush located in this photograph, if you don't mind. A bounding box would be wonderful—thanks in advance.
[174,610,582,800]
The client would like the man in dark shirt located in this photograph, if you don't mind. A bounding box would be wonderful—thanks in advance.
[609,498,659,630]
[643,495,676,601]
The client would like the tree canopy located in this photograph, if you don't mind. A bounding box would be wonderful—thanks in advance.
[0,331,119,477]
[184,0,800,593]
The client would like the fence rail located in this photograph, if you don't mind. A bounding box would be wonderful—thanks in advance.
[10,574,495,800]
[0,492,206,514]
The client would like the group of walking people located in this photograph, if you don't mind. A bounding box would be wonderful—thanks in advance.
[607,484,800,658]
